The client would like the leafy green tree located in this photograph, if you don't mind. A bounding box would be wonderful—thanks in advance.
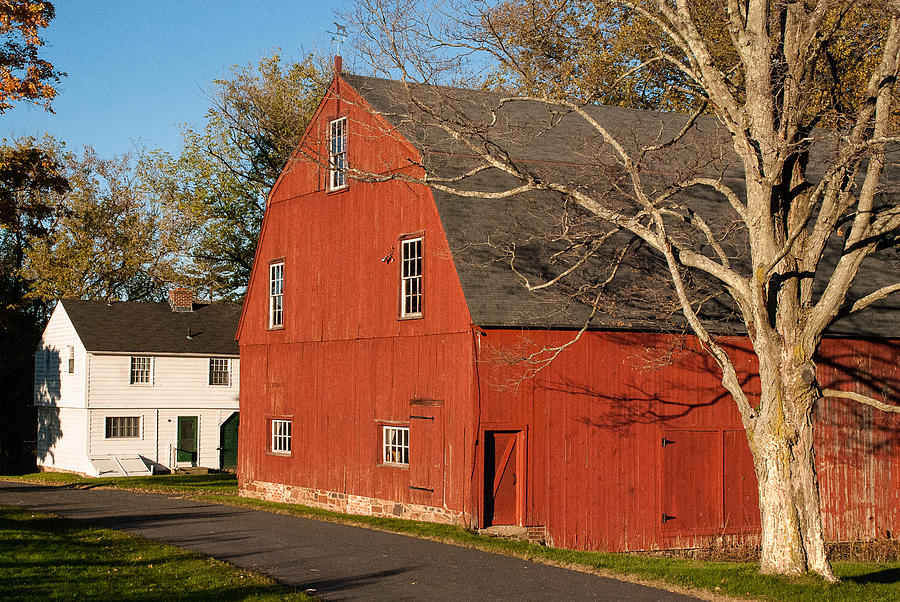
[22,146,171,302]
[0,135,68,471]
[481,0,893,125]
[153,53,325,299]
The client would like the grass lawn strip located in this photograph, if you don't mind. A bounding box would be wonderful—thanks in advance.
[0,504,310,601]
[5,473,899,601]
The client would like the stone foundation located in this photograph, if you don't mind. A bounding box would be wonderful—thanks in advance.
[241,479,467,525]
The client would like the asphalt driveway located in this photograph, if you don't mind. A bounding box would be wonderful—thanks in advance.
[0,481,699,601]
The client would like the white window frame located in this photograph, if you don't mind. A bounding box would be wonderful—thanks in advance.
[129,356,153,385]
[105,416,142,439]
[400,237,423,318]
[269,262,284,328]
[270,419,292,455]
[329,117,347,190]
[67,345,75,374]
[209,358,231,386]
[382,425,409,466]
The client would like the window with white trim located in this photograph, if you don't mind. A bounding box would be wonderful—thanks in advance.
[329,117,347,190]
[270,419,292,454]
[105,416,141,439]
[382,425,409,466]
[67,345,75,373]
[400,237,423,317]
[269,262,284,328]
[209,358,230,386]
[130,356,152,384]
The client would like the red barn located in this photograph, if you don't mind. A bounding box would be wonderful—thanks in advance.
[236,65,900,551]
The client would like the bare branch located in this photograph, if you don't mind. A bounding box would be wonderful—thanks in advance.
[823,388,900,414]
[847,282,900,315]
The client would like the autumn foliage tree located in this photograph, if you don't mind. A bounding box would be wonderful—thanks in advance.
[348,0,900,581]
[0,0,62,112]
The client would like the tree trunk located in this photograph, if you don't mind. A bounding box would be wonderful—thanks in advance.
[752,362,837,582]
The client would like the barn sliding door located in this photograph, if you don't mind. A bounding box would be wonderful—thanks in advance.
[660,428,760,535]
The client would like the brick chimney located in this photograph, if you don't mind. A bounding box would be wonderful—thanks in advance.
[168,288,194,312]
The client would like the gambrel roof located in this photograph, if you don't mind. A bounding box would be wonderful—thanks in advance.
[59,299,240,355]
[343,74,900,338]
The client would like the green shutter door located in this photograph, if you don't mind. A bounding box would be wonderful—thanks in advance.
[177,416,198,464]
[219,412,239,470]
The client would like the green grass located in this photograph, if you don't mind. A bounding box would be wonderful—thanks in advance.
[6,470,239,494]
[0,504,310,601]
[5,473,900,601]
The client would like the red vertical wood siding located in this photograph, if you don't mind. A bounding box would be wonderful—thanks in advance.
[474,330,899,551]
[239,76,476,520]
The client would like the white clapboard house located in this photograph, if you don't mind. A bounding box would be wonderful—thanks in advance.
[33,289,241,476]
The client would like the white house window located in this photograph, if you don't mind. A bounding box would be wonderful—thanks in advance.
[67,345,75,373]
[400,237,423,318]
[329,117,347,190]
[209,358,230,386]
[270,419,292,454]
[105,416,141,439]
[269,262,284,328]
[383,425,409,466]
[130,356,152,384]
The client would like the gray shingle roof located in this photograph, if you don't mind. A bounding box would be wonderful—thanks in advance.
[60,300,240,355]
[343,74,900,337]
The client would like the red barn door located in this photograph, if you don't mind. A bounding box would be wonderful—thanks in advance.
[660,429,723,533]
[409,402,443,500]
[484,431,521,526]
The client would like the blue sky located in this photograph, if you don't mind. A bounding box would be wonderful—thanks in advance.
[3,1,349,158]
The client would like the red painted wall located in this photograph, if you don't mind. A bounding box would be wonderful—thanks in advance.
[238,76,477,518]
[473,330,900,551]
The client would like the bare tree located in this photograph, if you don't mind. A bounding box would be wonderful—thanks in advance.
[340,0,900,581]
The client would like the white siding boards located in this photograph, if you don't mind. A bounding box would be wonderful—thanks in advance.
[33,299,240,476]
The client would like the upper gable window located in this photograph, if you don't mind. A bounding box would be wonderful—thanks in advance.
[400,237,423,318]
[130,356,153,385]
[329,117,347,191]
[67,345,75,374]
[269,262,284,329]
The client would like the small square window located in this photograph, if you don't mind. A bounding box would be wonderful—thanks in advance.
[329,117,347,190]
[400,237,423,318]
[269,262,284,328]
[209,358,230,386]
[105,416,141,439]
[383,425,409,466]
[270,419,292,454]
[130,356,152,385]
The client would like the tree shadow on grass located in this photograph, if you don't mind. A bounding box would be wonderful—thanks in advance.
[843,567,900,585]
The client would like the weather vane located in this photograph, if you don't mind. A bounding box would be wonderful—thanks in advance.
[328,22,348,56]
